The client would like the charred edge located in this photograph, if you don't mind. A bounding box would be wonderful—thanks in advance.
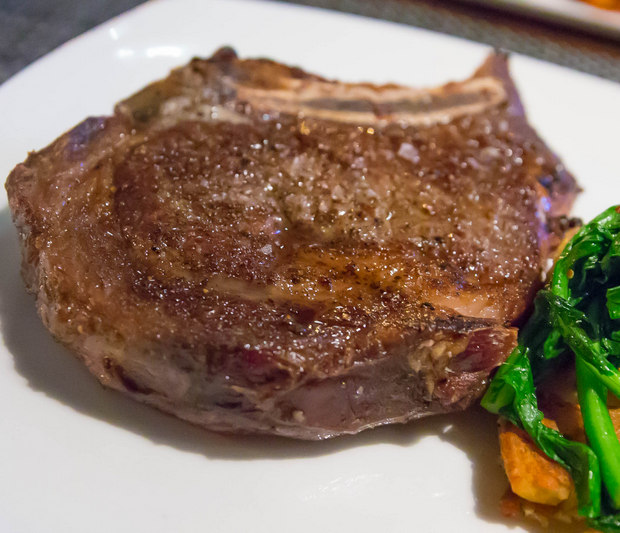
[546,215,581,237]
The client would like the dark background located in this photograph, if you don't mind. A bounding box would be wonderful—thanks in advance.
[2,0,620,84]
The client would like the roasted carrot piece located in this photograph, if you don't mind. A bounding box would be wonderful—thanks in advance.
[499,418,573,506]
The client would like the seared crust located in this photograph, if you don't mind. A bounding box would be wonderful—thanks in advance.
[5,49,578,438]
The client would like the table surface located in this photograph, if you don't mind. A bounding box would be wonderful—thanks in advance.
[2,0,620,85]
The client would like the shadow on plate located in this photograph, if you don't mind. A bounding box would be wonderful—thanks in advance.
[0,204,577,531]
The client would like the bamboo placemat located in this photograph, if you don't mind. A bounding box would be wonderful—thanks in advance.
[1,0,619,84]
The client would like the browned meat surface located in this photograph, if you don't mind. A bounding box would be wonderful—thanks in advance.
[5,48,578,439]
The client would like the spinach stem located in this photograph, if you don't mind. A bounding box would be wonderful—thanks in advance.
[482,206,620,530]
[576,356,620,509]
[562,323,620,399]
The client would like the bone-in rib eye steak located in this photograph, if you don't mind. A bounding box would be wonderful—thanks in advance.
[6,48,578,439]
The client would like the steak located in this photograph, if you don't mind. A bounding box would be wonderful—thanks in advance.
[5,48,578,439]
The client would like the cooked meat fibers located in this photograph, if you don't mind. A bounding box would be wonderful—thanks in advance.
[5,48,578,438]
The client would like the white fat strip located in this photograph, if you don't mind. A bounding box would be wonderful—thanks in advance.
[236,77,506,127]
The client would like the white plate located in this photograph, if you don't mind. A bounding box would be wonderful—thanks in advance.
[459,0,620,40]
[0,1,619,532]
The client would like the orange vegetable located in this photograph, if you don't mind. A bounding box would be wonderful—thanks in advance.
[499,418,573,505]
[580,0,620,9]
